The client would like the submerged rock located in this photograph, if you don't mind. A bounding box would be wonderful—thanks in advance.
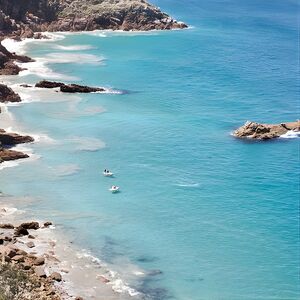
[233,121,300,140]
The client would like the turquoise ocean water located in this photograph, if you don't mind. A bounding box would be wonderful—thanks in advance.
[1,0,299,299]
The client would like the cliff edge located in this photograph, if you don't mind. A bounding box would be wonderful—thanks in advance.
[0,0,187,38]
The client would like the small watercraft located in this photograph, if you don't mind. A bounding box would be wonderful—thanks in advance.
[109,185,120,193]
[103,171,114,177]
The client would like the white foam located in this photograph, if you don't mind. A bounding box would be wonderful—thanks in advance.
[43,53,104,65]
[109,278,140,297]
[2,33,65,55]
[175,182,199,188]
[0,160,20,170]
[94,88,123,94]
[280,130,300,139]
[54,44,94,51]
[17,59,78,81]
[0,206,18,216]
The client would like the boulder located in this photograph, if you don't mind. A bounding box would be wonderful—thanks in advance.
[19,221,40,230]
[14,226,29,236]
[11,254,25,262]
[34,256,45,266]
[0,223,14,229]
[43,221,53,227]
[50,272,62,282]
[26,241,35,248]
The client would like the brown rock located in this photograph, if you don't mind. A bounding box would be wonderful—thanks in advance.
[233,121,300,140]
[16,249,27,256]
[26,241,35,248]
[50,272,62,282]
[28,234,35,239]
[12,254,25,262]
[19,221,40,230]
[0,223,14,229]
[35,80,105,93]
[34,256,45,266]
[14,226,29,236]
[60,84,105,93]
[0,129,34,145]
[44,221,53,227]
[6,248,17,258]
[35,80,65,89]
[0,84,21,103]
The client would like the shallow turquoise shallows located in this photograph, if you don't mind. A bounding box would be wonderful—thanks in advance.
[1,0,299,299]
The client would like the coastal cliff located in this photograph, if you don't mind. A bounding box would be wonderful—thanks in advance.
[0,0,187,38]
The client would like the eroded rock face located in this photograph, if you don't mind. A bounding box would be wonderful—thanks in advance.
[0,0,187,39]
[233,121,300,140]
[35,80,105,93]
[0,84,21,102]
[0,43,33,75]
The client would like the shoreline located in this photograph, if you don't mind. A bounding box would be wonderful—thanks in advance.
[0,32,144,300]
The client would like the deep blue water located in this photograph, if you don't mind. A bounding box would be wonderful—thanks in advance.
[1,0,299,299]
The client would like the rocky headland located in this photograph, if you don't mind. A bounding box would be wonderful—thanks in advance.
[234,120,300,140]
[0,0,187,40]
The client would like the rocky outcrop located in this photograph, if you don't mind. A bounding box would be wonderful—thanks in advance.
[0,42,34,75]
[234,121,300,140]
[0,0,187,39]
[0,83,21,102]
[0,129,34,164]
[0,148,29,163]
[0,129,34,145]
[35,80,105,93]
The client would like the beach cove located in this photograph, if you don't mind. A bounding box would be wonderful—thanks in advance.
[0,0,299,299]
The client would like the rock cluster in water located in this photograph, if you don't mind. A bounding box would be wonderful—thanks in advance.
[35,80,106,93]
[234,120,300,140]
[0,129,34,163]
[0,42,33,75]
[0,0,187,39]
